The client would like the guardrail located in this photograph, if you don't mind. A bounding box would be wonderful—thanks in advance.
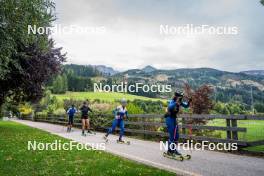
[23,113,264,148]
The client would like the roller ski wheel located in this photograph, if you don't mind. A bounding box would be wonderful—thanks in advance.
[182,154,191,160]
[163,152,184,161]
[116,140,130,145]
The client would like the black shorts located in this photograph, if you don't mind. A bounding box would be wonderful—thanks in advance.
[68,116,74,125]
[81,115,89,119]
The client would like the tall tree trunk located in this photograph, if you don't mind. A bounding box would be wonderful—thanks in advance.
[0,94,4,118]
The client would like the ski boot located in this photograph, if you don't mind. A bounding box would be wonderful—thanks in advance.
[116,139,130,145]
[163,151,184,161]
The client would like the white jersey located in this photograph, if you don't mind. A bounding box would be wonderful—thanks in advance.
[115,105,128,119]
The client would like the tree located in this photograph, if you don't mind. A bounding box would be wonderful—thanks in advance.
[184,84,213,114]
[254,103,264,113]
[51,74,68,94]
[0,0,66,114]
[261,0,264,6]
[52,75,63,94]
[184,84,213,124]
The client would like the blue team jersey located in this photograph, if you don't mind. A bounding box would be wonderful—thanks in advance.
[67,107,77,116]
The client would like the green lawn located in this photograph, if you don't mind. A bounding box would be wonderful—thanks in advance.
[0,121,174,176]
[53,91,161,102]
[208,119,264,152]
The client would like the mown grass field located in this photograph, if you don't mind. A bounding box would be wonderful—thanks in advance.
[0,121,175,176]
[53,91,161,102]
[208,119,264,152]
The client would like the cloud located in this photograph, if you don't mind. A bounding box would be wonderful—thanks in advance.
[53,0,264,72]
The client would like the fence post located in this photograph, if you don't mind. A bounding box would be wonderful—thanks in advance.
[226,119,231,139]
[231,119,238,140]
[143,116,146,139]
[182,117,186,135]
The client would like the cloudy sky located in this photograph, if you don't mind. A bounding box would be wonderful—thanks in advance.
[53,0,264,72]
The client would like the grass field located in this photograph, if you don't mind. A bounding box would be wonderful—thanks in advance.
[0,121,174,176]
[53,91,161,102]
[208,119,264,152]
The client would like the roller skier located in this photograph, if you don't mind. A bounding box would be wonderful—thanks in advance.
[163,91,192,161]
[103,98,130,144]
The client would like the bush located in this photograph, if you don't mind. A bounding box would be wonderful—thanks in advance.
[63,99,83,111]
[91,103,115,114]
[126,103,144,114]
[131,99,164,114]
[53,108,67,116]
[19,104,32,116]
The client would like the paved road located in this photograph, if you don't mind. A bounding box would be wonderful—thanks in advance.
[15,120,264,176]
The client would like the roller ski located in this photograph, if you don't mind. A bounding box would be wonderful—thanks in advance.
[67,128,74,133]
[163,152,184,161]
[81,132,86,137]
[116,139,130,145]
[163,151,191,161]
[103,135,109,143]
[181,154,191,160]
[86,130,96,135]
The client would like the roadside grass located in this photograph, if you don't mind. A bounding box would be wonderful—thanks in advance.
[53,91,161,102]
[0,121,175,176]
[208,119,264,152]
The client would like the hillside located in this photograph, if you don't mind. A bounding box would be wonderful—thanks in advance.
[60,64,264,108]
[241,70,264,76]
[53,91,161,102]
[91,65,119,76]
[113,67,264,106]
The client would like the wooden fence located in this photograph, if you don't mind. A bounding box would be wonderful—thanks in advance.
[23,114,264,148]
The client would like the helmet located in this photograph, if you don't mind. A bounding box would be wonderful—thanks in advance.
[121,98,127,105]
[174,90,184,97]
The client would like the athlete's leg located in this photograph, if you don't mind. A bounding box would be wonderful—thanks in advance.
[172,122,181,155]
[82,119,86,135]
[106,119,118,137]
[85,119,89,130]
[166,117,176,153]
[67,116,71,132]
[69,116,73,131]
[174,122,179,143]
[87,118,91,132]
[70,116,74,130]
[119,119,125,141]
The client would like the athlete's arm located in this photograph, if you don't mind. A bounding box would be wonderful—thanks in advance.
[168,100,176,111]
[180,100,191,108]
[88,107,93,113]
